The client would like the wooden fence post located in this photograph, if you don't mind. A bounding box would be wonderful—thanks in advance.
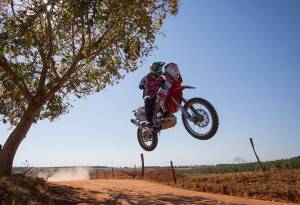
[170,161,177,184]
[111,167,115,178]
[250,138,265,172]
[140,153,144,178]
[95,168,99,179]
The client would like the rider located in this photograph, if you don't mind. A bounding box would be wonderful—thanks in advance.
[139,62,165,127]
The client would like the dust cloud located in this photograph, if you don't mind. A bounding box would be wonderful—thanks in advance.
[47,167,90,182]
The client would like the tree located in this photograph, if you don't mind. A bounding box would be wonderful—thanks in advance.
[0,0,178,176]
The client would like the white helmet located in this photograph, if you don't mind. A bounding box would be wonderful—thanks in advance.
[164,63,182,82]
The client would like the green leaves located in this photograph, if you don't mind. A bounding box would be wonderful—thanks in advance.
[0,0,178,125]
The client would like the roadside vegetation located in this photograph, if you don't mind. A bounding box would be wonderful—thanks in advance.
[177,156,300,174]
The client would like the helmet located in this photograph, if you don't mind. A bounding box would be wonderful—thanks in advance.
[150,62,165,75]
[164,63,182,82]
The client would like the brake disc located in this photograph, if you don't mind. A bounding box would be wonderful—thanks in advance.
[194,109,209,127]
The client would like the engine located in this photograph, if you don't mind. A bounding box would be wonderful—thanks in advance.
[160,115,177,130]
[133,106,177,130]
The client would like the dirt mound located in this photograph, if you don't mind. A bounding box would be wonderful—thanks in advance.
[176,170,300,203]
[0,174,91,204]
[96,168,185,182]
[97,169,300,203]
[96,168,138,179]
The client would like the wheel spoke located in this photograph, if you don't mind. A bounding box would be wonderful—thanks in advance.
[142,130,153,147]
[184,102,213,137]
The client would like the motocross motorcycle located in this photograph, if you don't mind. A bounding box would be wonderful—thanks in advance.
[131,81,219,151]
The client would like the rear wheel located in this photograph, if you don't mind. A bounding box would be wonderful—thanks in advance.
[137,128,158,151]
[182,98,219,140]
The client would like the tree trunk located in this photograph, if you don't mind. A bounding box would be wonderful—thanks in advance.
[0,105,40,176]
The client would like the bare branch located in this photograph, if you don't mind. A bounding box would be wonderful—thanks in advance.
[10,0,16,16]
[44,52,83,102]
[43,25,117,101]
[36,41,48,93]
[37,8,54,93]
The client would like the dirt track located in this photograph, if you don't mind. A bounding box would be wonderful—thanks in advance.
[56,179,297,205]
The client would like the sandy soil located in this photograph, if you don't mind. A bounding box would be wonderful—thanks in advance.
[56,179,298,205]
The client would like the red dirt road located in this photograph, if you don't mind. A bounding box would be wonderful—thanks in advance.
[56,179,298,205]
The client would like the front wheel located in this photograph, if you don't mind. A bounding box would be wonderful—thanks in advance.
[182,98,219,140]
[137,128,158,151]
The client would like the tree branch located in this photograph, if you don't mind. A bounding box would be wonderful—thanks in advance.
[36,40,48,93]
[0,55,33,102]
[37,8,54,93]
[43,24,120,103]
[10,0,16,16]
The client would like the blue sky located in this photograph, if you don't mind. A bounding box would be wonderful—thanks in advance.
[1,0,300,167]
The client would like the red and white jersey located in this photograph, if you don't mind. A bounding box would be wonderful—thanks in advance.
[139,74,164,98]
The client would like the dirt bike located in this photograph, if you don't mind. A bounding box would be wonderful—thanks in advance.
[131,82,219,151]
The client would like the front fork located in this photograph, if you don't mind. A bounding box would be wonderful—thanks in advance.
[171,97,203,122]
[171,97,192,120]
